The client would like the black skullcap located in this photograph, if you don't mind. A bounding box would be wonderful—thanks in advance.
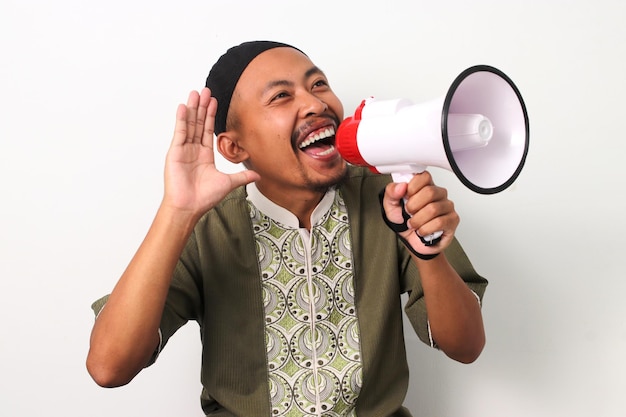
[205,40,304,135]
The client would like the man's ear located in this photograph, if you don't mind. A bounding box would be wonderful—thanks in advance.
[216,132,249,164]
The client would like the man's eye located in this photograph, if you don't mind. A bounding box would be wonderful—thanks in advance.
[272,92,289,101]
[313,80,329,88]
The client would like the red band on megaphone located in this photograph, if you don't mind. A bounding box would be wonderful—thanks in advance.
[336,99,369,167]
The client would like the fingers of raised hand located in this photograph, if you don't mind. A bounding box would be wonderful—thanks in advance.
[192,92,209,143]
[184,90,201,143]
[201,94,217,148]
[172,103,189,146]
[187,88,217,146]
[173,89,217,146]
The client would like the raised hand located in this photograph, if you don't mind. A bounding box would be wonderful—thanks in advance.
[163,88,259,217]
[382,171,459,257]
[87,89,261,387]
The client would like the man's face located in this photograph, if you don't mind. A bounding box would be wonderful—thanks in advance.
[224,47,347,196]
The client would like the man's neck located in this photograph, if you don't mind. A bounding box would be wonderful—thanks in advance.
[251,182,329,230]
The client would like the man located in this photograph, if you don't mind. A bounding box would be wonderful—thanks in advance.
[87,40,487,416]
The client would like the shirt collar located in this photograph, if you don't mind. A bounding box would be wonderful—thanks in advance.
[246,183,336,229]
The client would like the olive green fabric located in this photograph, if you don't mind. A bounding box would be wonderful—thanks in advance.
[92,165,487,416]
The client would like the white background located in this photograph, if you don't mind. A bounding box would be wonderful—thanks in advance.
[1,1,625,416]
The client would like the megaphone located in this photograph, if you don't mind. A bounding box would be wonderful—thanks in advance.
[336,65,529,195]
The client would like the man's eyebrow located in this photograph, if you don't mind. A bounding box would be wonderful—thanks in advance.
[305,65,325,79]
[262,79,294,95]
[261,66,326,95]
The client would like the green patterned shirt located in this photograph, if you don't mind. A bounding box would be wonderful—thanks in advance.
[247,184,361,415]
[91,166,488,417]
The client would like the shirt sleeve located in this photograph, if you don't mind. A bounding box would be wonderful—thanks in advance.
[89,229,205,367]
[158,229,205,350]
[402,237,488,347]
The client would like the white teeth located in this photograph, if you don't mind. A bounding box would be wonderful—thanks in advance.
[299,127,336,149]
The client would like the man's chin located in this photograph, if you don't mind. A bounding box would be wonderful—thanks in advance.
[305,163,349,193]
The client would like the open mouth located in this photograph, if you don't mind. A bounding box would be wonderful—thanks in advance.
[298,126,336,157]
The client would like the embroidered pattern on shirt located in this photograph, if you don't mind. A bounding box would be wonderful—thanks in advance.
[248,192,362,416]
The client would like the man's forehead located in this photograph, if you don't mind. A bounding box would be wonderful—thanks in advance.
[260,66,325,92]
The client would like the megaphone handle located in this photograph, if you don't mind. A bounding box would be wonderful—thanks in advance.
[391,172,444,247]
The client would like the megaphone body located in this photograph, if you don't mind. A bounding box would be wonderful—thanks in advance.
[336,65,529,195]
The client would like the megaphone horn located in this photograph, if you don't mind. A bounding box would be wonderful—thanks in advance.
[336,65,530,195]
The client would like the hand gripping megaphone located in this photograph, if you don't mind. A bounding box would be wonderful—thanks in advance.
[336,65,529,244]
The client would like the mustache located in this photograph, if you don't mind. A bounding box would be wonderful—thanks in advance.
[291,114,341,149]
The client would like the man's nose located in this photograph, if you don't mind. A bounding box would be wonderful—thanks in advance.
[300,92,328,118]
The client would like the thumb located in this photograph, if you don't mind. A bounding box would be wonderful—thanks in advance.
[229,169,261,189]
[389,182,408,201]
[382,182,409,225]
